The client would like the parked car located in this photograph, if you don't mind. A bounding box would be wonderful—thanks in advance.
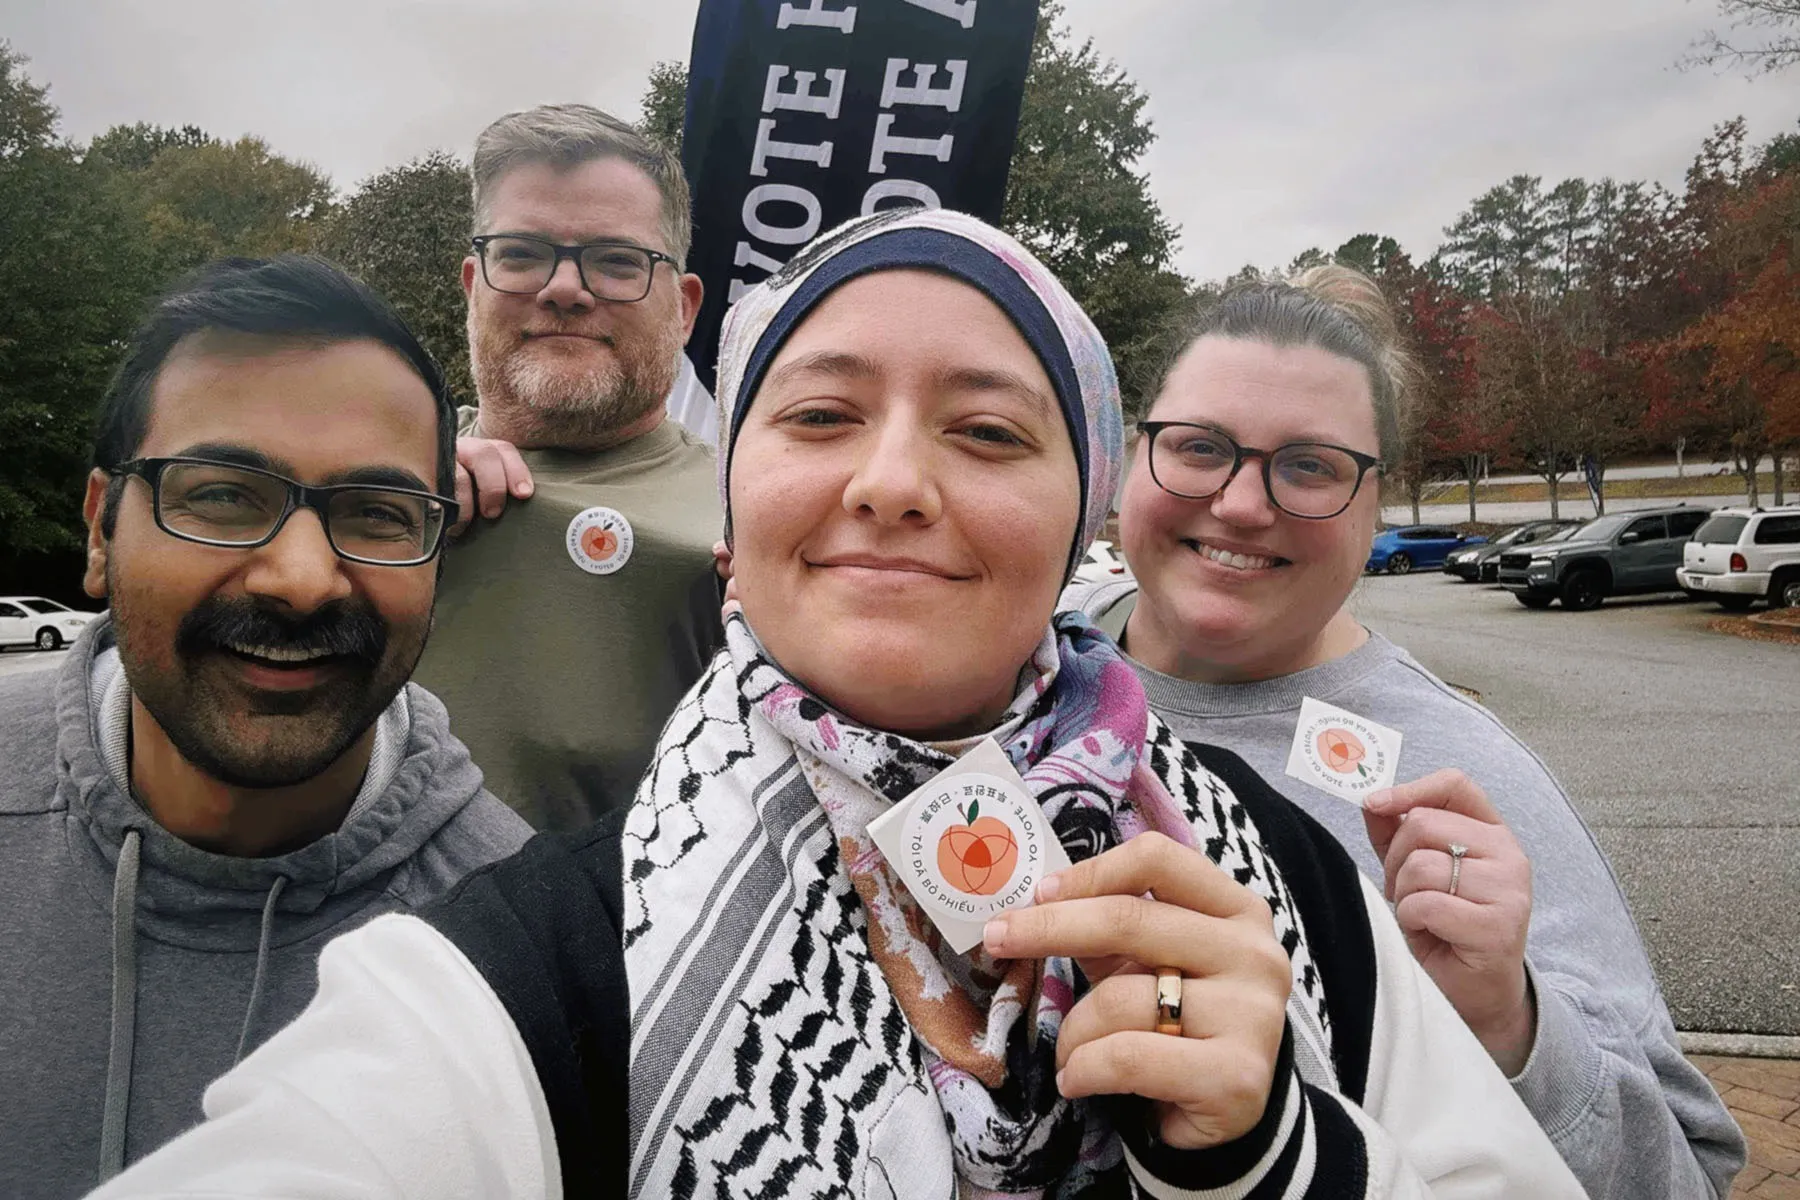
[0,596,98,651]
[1445,520,1578,582]
[1366,526,1487,575]
[1498,504,1711,610]
[1676,505,1800,611]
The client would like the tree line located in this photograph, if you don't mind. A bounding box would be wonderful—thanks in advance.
[1292,122,1800,522]
[2,2,1796,596]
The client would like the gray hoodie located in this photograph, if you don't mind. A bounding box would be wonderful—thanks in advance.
[0,617,532,1199]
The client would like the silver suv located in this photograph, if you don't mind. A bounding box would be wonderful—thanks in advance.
[1499,505,1711,611]
[1677,506,1800,611]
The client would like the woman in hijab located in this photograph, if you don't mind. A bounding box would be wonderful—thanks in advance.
[89,211,1579,1199]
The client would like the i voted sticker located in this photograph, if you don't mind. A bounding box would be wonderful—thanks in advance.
[867,738,1070,953]
[1285,696,1403,805]
[565,507,634,575]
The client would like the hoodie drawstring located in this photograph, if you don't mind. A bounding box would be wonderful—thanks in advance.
[235,875,288,1065]
[97,828,142,1185]
[95,832,290,1182]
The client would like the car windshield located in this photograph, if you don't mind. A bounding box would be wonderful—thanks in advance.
[1566,515,1630,542]
[1694,515,1749,545]
[1495,523,1553,547]
[20,599,69,614]
[1535,526,1580,546]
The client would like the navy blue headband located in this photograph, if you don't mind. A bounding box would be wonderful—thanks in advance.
[723,227,1092,529]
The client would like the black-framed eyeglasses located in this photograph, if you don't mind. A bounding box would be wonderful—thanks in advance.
[111,457,457,566]
[471,234,676,303]
[1138,422,1383,520]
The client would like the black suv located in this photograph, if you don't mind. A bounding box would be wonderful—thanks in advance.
[1445,520,1577,583]
[1499,505,1711,610]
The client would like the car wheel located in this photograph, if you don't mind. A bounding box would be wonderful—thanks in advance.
[1716,595,1756,613]
[1386,553,1413,575]
[1772,571,1800,610]
[35,628,61,651]
[1560,569,1606,612]
[1515,594,1554,609]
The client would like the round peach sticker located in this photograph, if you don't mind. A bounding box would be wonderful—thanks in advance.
[901,773,1050,921]
[565,507,634,575]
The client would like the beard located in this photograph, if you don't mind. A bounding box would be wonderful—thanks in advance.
[469,302,685,445]
[112,587,426,790]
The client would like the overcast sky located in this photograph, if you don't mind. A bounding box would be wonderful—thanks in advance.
[4,0,1793,280]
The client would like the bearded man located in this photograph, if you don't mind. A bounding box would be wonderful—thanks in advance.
[410,104,724,831]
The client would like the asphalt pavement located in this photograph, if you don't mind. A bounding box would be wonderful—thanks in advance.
[0,645,64,681]
[1349,572,1799,1036]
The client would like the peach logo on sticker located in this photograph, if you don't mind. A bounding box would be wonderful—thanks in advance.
[1315,728,1370,778]
[936,798,1020,897]
[902,773,1050,921]
[566,507,633,575]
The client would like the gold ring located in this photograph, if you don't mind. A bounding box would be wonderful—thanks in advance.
[1155,967,1183,1036]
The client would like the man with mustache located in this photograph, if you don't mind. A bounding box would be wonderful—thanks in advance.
[410,103,724,831]
[0,256,531,1198]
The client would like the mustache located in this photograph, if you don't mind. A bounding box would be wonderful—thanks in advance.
[176,598,387,666]
[520,322,613,344]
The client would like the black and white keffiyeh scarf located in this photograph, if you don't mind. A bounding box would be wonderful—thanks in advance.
[622,615,1334,1198]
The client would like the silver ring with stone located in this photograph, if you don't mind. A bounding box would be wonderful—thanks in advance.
[1447,842,1470,897]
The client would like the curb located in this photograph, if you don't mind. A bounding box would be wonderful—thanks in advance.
[1679,1031,1800,1060]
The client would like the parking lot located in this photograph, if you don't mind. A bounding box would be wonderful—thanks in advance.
[1350,572,1798,1036]
[0,643,70,684]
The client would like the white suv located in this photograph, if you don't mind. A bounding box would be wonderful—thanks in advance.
[1678,506,1800,611]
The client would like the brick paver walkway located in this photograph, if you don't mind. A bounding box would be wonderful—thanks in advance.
[1692,1055,1800,1197]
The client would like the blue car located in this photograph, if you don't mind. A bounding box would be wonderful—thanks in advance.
[1366,525,1487,574]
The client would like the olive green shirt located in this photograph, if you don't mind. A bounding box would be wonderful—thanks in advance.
[413,411,724,830]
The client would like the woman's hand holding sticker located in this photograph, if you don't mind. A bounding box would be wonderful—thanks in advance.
[981,831,1292,1151]
[1363,769,1535,1075]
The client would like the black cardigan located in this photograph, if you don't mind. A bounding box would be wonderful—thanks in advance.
[419,743,1381,1197]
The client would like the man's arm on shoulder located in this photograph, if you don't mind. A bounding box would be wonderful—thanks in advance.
[451,435,535,537]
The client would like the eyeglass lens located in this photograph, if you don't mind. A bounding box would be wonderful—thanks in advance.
[1152,426,1365,518]
[480,236,654,300]
[154,462,442,562]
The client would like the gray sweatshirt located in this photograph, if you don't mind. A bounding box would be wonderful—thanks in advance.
[1063,579,1747,1200]
[0,617,532,1199]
